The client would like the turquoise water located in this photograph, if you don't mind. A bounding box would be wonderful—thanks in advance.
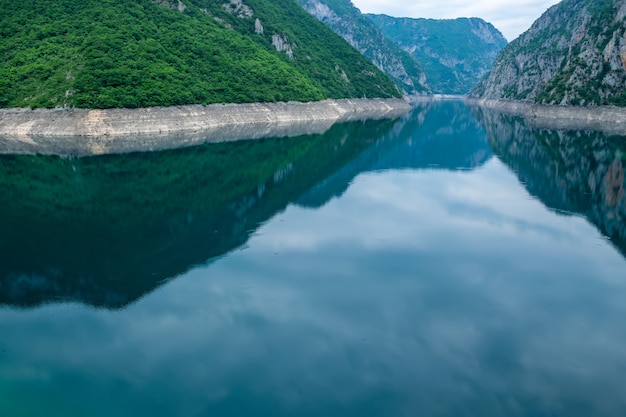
[1,101,626,416]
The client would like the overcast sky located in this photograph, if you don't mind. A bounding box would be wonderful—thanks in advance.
[351,0,561,41]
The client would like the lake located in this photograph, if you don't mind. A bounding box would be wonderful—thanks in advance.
[1,100,625,416]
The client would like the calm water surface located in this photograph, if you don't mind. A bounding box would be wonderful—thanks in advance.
[1,101,626,416]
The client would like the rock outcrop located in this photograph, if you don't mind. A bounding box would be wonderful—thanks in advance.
[472,0,626,106]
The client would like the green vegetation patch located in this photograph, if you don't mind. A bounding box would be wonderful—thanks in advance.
[0,0,399,109]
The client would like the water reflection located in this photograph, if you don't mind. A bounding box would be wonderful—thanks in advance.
[0,118,398,308]
[299,100,491,207]
[0,101,492,309]
[2,102,626,417]
[473,106,626,256]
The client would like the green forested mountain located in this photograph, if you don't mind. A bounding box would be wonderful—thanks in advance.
[295,0,430,98]
[0,0,400,109]
[471,0,626,106]
[366,15,507,94]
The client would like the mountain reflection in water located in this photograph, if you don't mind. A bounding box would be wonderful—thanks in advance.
[2,101,626,417]
[3,102,625,310]
[0,101,491,309]
[0,118,395,308]
[472,106,626,257]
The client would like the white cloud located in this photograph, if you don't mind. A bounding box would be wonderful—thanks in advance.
[351,0,562,41]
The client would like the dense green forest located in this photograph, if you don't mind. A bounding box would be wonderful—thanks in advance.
[0,0,400,109]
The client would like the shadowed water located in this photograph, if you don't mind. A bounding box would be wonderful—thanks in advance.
[1,101,626,416]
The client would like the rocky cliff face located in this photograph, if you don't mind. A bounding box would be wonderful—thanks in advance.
[295,0,430,98]
[472,0,626,106]
[366,15,507,94]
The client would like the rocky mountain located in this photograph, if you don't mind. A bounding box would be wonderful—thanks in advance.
[472,0,626,106]
[295,0,430,98]
[366,15,507,94]
[0,0,399,109]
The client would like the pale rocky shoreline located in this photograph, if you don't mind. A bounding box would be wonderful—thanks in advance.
[465,98,626,135]
[0,98,411,156]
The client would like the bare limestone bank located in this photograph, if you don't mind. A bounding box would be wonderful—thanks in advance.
[466,98,626,135]
[0,98,410,156]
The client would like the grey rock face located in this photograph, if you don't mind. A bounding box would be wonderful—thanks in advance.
[254,18,264,34]
[295,0,431,98]
[222,0,253,18]
[271,34,295,59]
[473,0,626,106]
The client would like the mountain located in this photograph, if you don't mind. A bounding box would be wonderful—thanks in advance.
[366,15,507,95]
[471,0,626,106]
[294,0,430,98]
[0,0,400,109]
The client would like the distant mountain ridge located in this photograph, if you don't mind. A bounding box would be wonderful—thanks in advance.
[366,15,507,94]
[295,0,431,98]
[0,0,399,109]
[472,0,626,106]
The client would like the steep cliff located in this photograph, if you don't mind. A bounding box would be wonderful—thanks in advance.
[0,0,400,109]
[367,15,507,94]
[295,0,430,98]
[472,0,626,106]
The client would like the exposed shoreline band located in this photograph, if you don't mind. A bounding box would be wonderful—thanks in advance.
[465,98,626,135]
[0,98,411,156]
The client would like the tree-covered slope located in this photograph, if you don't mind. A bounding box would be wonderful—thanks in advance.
[0,0,400,109]
[294,0,430,98]
[471,0,626,106]
[366,15,507,95]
